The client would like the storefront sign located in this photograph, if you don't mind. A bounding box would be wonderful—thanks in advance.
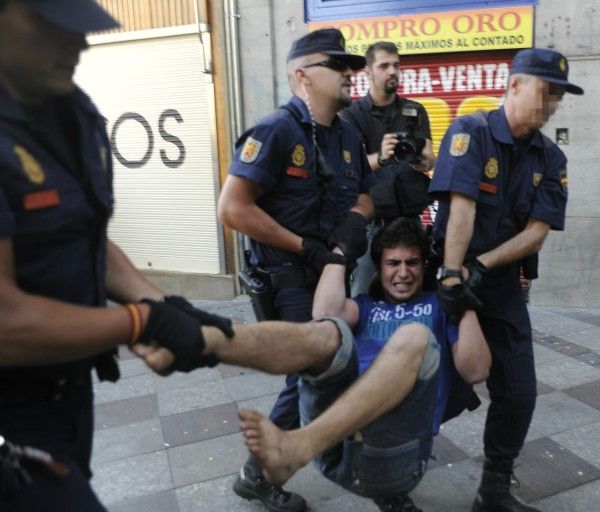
[310,5,533,55]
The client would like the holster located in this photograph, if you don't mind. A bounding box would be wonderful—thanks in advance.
[520,252,539,280]
[238,268,278,321]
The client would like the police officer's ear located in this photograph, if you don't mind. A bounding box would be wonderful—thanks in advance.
[295,67,313,86]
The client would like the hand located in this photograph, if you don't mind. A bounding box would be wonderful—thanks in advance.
[132,343,175,374]
[328,211,368,266]
[410,155,430,173]
[164,295,234,338]
[437,282,468,323]
[139,299,217,373]
[301,237,347,272]
[465,257,488,291]
[379,132,398,164]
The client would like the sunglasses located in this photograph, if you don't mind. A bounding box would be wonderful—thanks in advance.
[303,57,351,72]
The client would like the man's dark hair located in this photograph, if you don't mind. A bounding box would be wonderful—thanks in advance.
[365,41,399,68]
[370,217,429,271]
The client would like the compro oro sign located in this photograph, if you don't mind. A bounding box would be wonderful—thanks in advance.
[310,5,533,55]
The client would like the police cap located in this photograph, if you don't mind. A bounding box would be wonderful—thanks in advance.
[21,0,119,34]
[510,48,584,95]
[287,28,366,71]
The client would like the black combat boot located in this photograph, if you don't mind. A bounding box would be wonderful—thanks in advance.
[374,495,423,512]
[471,458,541,512]
[232,455,307,512]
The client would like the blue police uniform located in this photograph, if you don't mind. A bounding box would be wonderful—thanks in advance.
[230,94,375,429]
[429,106,567,460]
[0,85,115,511]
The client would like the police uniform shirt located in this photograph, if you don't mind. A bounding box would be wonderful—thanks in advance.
[341,94,432,155]
[0,85,113,380]
[230,95,375,266]
[430,107,568,258]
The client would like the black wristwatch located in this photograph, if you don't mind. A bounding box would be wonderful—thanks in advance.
[436,266,463,282]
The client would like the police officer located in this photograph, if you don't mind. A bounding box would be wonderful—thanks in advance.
[218,28,375,512]
[429,48,583,512]
[340,41,435,295]
[0,1,233,510]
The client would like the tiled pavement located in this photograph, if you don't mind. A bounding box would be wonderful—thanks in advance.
[90,298,600,511]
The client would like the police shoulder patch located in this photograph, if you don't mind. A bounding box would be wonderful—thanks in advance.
[14,145,45,185]
[292,144,306,167]
[240,136,262,163]
[533,172,542,187]
[559,169,568,189]
[484,157,499,179]
[449,133,470,157]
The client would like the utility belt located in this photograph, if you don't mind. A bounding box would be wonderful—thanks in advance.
[238,260,318,321]
[0,369,89,407]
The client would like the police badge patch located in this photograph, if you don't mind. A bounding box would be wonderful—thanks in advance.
[450,133,470,157]
[292,144,306,167]
[240,137,262,163]
[559,169,568,190]
[484,157,499,179]
[533,172,542,187]
[343,150,351,164]
[14,145,45,185]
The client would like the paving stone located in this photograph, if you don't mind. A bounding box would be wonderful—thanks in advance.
[237,392,280,416]
[95,394,159,430]
[511,437,600,502]
[311,493,379,511]
[411,458,483,511]
[93,450,172,505]
[168,432,247,487]
[109,489,179,512]
[533,342,567,365]
[118,358,152,379]
[572,351,600,367]
[529,392,600,437]
[93,419,165,465]
[531,476,600,511]
[536,359,600,390]
[157,379,234,416]
[429,434,469,469]
[552,421,600,468]
[152,366,222,392]
[225,372,286,402]
[118,344,137,361]
[578,316,600,328]
[176,475,258,512]
[563,380,600,410]
[162,402,240,447]
[437,409,487,458]
[94,373,155,405]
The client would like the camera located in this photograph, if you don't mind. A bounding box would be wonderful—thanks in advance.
[393,130,426,164]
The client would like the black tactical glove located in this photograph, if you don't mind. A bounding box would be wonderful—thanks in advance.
[328,211,368,265]
[437,282,469,324]
[140,299,216,373]
[164,295,234,338]
[465,257,488,295]
[300,237,347,272]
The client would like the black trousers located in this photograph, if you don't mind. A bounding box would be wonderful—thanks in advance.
[0,374,106,512]
[479,288,536,461]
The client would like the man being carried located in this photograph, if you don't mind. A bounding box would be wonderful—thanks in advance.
[139,219,490,512]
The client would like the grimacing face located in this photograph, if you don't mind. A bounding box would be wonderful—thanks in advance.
[0,1,88,103]
[379,245,424,303]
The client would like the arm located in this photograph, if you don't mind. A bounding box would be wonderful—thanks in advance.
[0,237,138,366]
[218,175,303,254]
[350,192,374,221]
[312,247,359,327]
[442,192,476,285]
[477,219,550,270]
[412,139,436,173]
[452,310,490,384]
[105,239,163,303]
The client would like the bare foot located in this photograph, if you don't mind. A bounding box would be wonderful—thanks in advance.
[238,408,312,486]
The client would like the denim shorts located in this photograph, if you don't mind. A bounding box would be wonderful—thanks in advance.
[298,318,440,498]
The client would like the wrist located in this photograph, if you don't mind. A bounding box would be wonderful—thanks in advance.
[377,153,389,167]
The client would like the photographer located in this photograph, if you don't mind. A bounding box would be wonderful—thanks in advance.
[341,42,435,294]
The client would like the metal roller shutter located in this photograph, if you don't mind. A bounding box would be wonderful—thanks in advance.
[75,32,222,274]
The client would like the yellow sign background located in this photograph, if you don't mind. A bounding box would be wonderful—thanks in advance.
[310,5,533,56]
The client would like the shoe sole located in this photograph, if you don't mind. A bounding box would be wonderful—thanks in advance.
[232,477,306,512]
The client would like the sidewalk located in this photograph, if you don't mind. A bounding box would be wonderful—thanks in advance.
[90,298,600,511]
